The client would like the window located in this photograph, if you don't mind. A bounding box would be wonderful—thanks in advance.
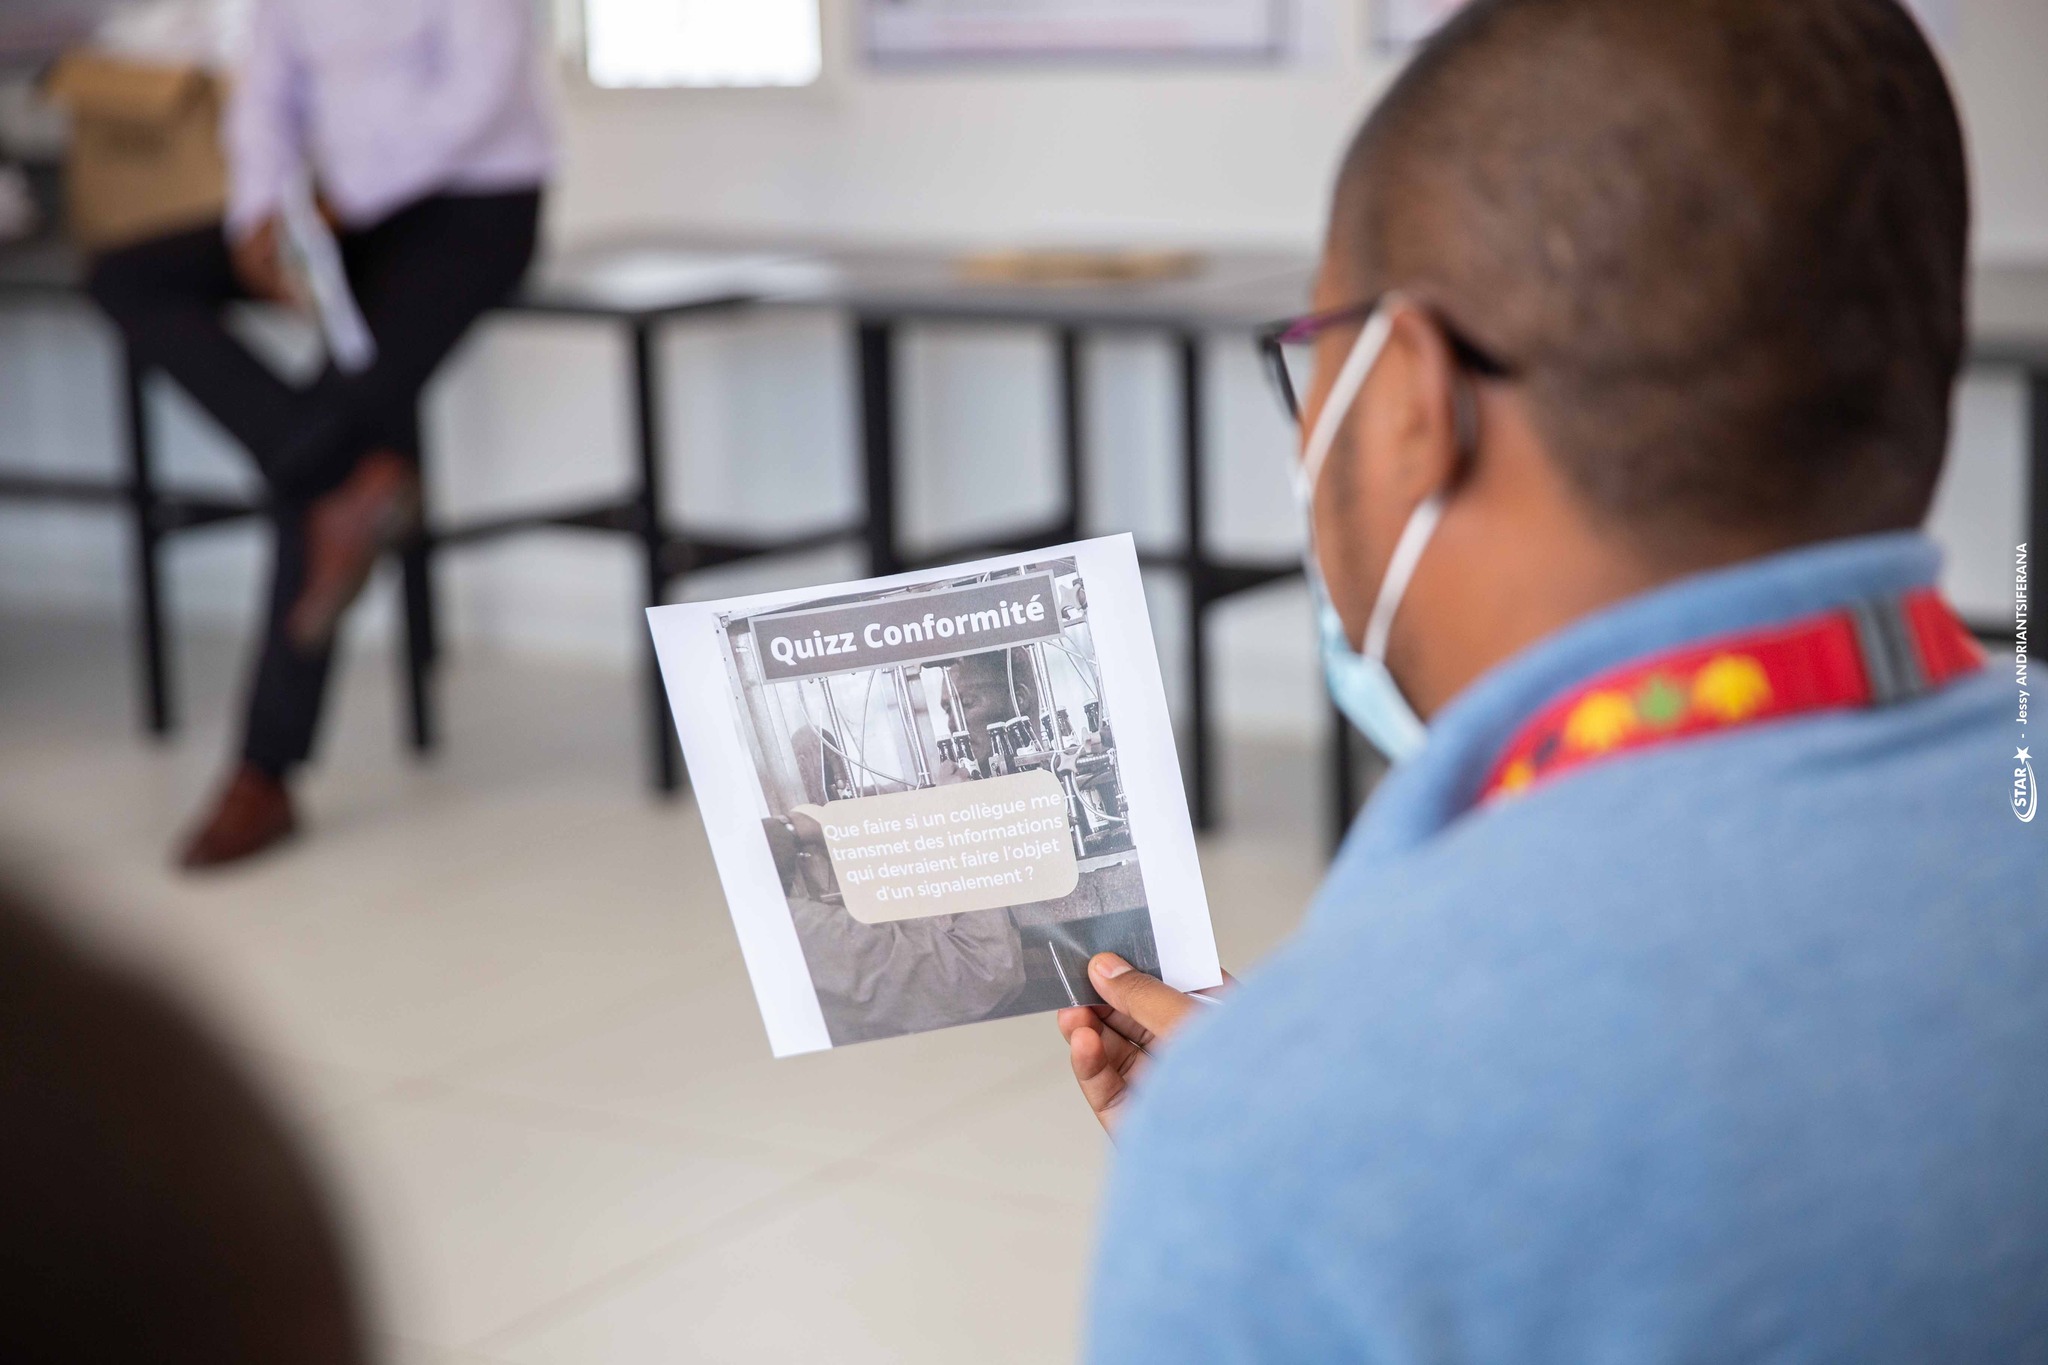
[582,0,823,89]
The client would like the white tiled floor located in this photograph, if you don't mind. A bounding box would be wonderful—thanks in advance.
[0,608,1325,1364]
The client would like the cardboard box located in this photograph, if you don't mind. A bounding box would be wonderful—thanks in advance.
[43,51,225,252]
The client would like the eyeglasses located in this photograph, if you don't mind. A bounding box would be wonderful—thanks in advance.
[1255,297,1515,426]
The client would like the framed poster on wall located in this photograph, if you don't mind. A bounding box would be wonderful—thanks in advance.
[864,0,1288,64]
[1371,0,1467,50]
[1374,0,1953,52]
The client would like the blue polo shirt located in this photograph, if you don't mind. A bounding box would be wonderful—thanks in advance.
[1090,533,2046,1363]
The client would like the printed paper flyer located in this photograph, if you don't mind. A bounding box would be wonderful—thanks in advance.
[648,535,1220,1055]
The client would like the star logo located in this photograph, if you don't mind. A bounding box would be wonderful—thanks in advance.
[2020,747,2033,762]
[2016,747,2038,825]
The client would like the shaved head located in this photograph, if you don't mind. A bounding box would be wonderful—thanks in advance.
[1332,0,1968,551]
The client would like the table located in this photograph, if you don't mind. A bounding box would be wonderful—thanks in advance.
[740,239,1317,830]
[533,237,1319,826]
[0,229,1315,829]
[9,230,2041,843]
[0,233,864,794]
[750,251,2048,839]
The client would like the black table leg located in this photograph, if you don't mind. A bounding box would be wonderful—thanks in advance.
[1329,701,1356,851]
[633,319,681,796]
[857,318,902,578]
[1058,327,1086,542]
[399,536,436,754]
[397,409,437,754]
[120,346,173,737]
[1178,332,1215,831]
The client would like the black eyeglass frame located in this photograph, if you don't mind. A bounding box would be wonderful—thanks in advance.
[1255,297,1514,425]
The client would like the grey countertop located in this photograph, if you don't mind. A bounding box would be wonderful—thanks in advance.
[7,226,2046,356]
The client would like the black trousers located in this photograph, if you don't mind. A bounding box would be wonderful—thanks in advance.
[88,189,541,777]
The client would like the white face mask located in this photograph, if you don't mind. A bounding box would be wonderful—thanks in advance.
[1295,304,1446,765]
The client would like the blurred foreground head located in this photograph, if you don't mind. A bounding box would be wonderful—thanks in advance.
[1328,0,1967,555]
[0,885,366,1365]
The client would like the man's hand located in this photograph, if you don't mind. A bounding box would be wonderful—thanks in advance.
[230,216,291,304]
[1057,953,1227,1135]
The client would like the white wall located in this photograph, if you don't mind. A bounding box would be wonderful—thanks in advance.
[552,0,2048,256]
[3,0,2042,749]
[550,0,1373,249]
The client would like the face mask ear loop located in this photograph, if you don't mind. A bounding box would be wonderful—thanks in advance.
[1296,305,1396,510]
[1361,492,1444,662]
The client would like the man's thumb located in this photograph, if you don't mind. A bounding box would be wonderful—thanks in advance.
[1088,953,1192,1033]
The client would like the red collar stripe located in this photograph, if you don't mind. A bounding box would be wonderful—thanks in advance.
[1480,589,1984,804]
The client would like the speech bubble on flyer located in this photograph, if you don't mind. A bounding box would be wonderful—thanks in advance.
[815,771,1081,923]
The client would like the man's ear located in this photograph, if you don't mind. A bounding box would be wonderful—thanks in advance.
[1315,300,1467,651]
[1320,300,1468,619]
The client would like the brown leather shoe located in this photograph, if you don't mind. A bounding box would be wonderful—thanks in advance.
[285,449,422,653]
[176,764,298,870]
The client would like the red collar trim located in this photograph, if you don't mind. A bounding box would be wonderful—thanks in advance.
[1480,588,1985,805]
